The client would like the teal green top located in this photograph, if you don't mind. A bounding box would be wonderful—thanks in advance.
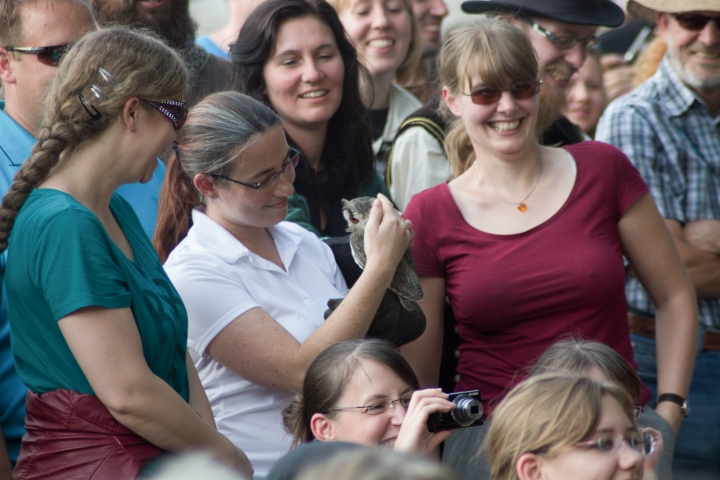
[6,189,189,400]
[287,172,391,237]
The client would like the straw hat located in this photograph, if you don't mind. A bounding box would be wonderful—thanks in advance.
[461,0,625,28]
[627,0,720,26]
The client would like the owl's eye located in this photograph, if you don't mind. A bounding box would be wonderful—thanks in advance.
[350,218,359,223]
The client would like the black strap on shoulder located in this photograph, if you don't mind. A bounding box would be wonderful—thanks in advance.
[386,102,447,188]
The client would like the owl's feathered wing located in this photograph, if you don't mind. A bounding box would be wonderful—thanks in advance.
[349,231,367,270]
[389,248,423,311]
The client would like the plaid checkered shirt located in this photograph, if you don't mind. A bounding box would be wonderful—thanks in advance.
[596,56,720,330]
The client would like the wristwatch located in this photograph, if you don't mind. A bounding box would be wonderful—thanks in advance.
[657,393,690,417]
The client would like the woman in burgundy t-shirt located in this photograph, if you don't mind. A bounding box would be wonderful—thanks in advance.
[400,19,696,477]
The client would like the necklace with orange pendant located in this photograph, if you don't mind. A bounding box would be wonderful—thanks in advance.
[473,149,544,212]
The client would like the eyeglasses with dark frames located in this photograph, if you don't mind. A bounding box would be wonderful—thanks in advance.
[5,44,72,67]
[212,147,301,190]
[463,80,543,105]
[575,430,655,456]
[328,391,414,415]
[528,21,598,50]
[672,13,720,32]
[143,99,189,133]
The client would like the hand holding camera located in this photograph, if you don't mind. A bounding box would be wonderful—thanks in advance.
[426,390,484,432]
[393,389,484,455]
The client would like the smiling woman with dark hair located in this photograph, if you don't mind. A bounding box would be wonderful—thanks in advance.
[231,0,389,238]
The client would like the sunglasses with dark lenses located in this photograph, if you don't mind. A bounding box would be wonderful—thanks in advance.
[143,99,189,133]
[464,80,543,106]
[672,13,720,31]
[6,44,72,67]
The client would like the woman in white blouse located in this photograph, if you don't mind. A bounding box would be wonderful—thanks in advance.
[154,92,412,478]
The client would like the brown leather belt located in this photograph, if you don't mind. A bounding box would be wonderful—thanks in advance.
[629,312,720,351]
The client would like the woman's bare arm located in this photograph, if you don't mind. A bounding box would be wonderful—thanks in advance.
[207,195,413,393]
[619,193,698,434]
[399,276,446,388]
[186,353,216,428]
[59,306,252,476]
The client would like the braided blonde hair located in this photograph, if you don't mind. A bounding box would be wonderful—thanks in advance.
[0,27,188,252]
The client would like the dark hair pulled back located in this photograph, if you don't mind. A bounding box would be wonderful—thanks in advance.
[282,339,420,447]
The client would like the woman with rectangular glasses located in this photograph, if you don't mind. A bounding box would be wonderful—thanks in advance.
[283,339,455,455]
[487,373,657,480]
[154,91,412,478]
[400,18,696,479]
[0,28,253,479]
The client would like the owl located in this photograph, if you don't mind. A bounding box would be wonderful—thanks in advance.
[341,197,423,311]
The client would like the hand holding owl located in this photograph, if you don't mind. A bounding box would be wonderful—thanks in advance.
[349,194,415,288]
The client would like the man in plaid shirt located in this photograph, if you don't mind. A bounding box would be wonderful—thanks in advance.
[596,0,720,477]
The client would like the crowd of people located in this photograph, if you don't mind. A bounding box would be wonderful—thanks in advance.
[0,0,718,479]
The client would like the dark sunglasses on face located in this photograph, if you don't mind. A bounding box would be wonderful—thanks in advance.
[212,147,301,190]
[143,99,189,133]
[672,13,720,31]
[5,44,72,67]
[464,80,543,106]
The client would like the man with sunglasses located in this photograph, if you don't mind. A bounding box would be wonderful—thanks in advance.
[0,1,96,474]
[597,1,720,478]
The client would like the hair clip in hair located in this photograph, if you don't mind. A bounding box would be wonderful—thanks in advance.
[98,68,122,90]
[90,85,109,102]
[77,93,101,120]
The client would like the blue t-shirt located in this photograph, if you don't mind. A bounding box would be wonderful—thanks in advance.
[195,36,230,59]
[7,190,189,400]
[0,103,33,462]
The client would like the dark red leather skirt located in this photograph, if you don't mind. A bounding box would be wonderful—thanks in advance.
[13,389,163,480]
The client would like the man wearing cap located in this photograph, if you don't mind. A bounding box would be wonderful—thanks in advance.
[596,1,720,477]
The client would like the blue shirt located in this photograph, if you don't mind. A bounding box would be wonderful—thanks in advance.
[596,57,720,329]
[0,102,29,462]
[195,36,230,60]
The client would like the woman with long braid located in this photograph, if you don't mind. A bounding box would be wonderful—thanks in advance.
[0,28,251,479]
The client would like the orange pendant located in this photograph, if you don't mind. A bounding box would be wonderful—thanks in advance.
[518,204,527,212]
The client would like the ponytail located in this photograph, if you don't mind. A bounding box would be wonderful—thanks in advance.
[444,119,476,178]
[153,155,201,263]
[282,393,315,447]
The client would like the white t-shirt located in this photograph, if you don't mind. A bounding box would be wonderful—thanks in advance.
[164,209,348,479]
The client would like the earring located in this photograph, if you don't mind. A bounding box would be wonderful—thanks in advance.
[209,194,215,204]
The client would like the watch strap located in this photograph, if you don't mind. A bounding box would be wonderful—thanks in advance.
[657,393,689,416]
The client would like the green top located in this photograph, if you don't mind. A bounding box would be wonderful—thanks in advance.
[6,189,189,400]
[287,172,391,237]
